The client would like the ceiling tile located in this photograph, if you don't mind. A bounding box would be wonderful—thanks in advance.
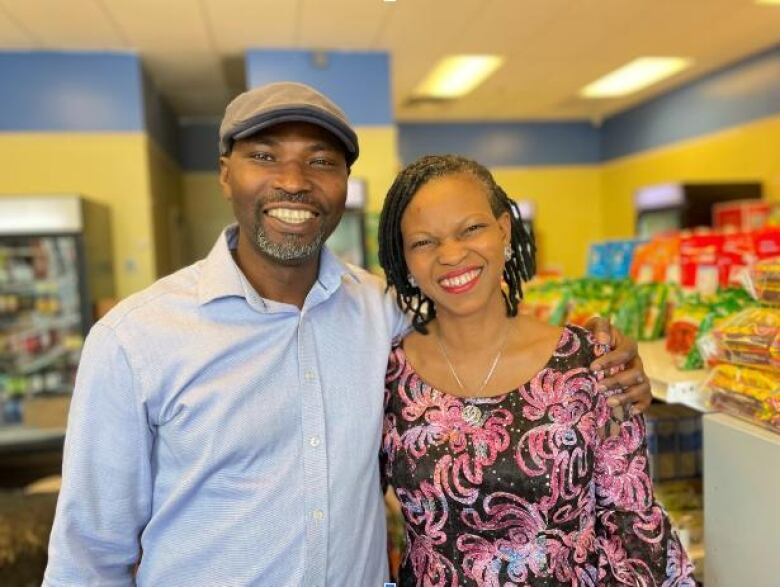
[3,0,125,48]
[202,0,298,53]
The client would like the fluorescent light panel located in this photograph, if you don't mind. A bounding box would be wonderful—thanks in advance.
[580,57,692,98]
[414,55,504,99]
[756,0,780,5]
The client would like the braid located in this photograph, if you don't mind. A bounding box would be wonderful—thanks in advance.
[378,154,536,334]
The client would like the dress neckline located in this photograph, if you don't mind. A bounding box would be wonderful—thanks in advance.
[395,325,571,402]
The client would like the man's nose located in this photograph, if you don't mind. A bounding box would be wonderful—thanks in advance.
[272,160,312,194]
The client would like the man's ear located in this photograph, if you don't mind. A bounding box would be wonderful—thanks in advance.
[218,156,232,201]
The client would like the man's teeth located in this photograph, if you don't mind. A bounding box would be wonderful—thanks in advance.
[440,269,481,288]
[267,208,316,224]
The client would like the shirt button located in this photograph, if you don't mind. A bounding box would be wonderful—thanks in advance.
[313,509,325,521]
[304,370,316,382]
[309,436,321,447]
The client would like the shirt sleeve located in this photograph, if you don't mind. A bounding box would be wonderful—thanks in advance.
[43,323,154,586]
[592,409,696,586]
[383,287,412,341]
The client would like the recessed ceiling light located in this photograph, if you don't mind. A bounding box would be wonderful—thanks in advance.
[413,55,504,99]
[580,57,692,98]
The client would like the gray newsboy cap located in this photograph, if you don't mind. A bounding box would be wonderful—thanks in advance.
[219,82,359,165]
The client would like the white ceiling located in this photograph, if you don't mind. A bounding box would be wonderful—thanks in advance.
[0,0,778,123]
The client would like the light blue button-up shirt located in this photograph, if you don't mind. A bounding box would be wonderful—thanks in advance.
[44,225,408,586]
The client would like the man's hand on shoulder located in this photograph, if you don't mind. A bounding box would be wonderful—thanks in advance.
[584,316,653,416]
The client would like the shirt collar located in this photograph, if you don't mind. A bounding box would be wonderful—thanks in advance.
[197,224,361,307]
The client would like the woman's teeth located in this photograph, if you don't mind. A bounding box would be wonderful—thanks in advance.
[440,269,481,288]
[267,208,316,224]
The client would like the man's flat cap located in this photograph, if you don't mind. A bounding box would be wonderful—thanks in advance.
[219,82,359,165]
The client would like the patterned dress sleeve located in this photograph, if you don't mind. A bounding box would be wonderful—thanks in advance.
[592,376,696,585]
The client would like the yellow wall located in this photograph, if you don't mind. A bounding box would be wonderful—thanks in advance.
[601,114,780,239]
[181,171,231,264]
[492,166,602,277]
[146,138,185,276]
[0,132,158,298]
[351,126,400,213]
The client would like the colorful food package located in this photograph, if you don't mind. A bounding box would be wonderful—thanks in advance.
[630,235,680,284]
[753,226,780,260]
[521,286,570,326]
[640,283,671,341]
[713,200,772,232]
[679,232,724,294]
[711,307,780,370]
[719,231,756,287]
[665,302,711,359]
[588,240,646,280]
[567,296,613,328]
[665,289,754,370]
[703,364,780,431]
[742,257,780,304]
[586,243,611,279]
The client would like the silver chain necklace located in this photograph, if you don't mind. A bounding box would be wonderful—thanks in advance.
[435,322,512,396]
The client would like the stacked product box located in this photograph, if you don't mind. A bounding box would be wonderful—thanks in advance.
[644,404,702,482]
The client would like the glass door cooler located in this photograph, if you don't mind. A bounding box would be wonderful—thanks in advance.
[0,196,113,426]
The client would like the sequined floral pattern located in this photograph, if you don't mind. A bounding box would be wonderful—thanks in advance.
[382,325,695,586]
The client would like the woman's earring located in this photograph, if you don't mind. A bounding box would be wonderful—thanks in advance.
[408,274,418,288]
[504,244,512,262]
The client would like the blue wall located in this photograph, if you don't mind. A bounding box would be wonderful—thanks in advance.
[601,43,780,160]
[0,51,144,132]
[399,121,600,167]
[245,50,392,126]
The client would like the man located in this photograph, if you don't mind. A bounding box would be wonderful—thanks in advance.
[44,82,652,586]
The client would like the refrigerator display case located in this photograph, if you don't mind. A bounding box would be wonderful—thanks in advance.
[0,196,113,425]
[635,182,762,238]
[327,178,368,268]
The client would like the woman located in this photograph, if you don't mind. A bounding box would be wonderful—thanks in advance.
[378,155,694,586]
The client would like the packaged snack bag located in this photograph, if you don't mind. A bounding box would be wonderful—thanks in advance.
[522,284,570,326]
[743,257,780,304]
[711,307,780,370]
[680,231,724,294]
[704,363,780,430]
[640,283,670,341]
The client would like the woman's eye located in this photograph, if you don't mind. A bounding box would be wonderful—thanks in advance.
[411,239,432,249]
[464,224,486,234]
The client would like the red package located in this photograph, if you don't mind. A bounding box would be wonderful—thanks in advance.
[713,200,771,231]
[719,231,756,287]
[680,232,724,293]
[753,227,780,260]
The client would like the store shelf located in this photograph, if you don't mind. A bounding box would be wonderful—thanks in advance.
[638,340,711,412]
[13,345,71,375]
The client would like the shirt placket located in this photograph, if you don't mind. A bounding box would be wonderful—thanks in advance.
[298,308,329,587]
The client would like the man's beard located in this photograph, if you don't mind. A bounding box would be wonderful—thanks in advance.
[254,225,325,265]
[252,192,333,265]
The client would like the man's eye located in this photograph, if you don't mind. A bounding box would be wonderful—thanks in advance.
[311,158,335,167]
[250,152,273,162]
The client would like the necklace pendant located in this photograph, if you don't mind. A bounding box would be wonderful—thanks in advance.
[462,404,483,426]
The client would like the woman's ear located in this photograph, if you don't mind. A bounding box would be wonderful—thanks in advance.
[497,211,511,245]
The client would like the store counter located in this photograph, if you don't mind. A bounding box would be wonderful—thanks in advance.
[0,426,65,488]
[703,413,780,587]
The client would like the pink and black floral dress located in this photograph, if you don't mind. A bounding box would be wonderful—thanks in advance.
[381,325,695,586]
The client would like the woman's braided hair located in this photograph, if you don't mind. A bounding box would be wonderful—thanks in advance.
[378,154,536,333]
